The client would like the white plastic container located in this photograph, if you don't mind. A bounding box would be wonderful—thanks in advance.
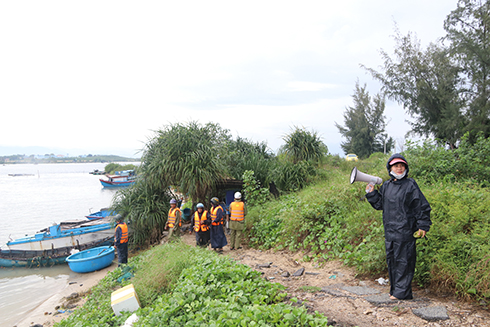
[111,284,141,316]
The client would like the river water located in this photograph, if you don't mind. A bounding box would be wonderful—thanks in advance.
[0,163,125,326]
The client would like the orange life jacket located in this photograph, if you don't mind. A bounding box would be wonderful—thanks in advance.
[229,201,245,221]
[194,210,209,232]
[115,223,128,243]
[210,206,223,226]
[167,207,182,228]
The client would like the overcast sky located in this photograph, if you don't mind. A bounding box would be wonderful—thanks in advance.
[0,0,459,158]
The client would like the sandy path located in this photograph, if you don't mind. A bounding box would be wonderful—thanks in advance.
[181,229,490,327]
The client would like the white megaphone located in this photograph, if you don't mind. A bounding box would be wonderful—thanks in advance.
[350,167,383,185]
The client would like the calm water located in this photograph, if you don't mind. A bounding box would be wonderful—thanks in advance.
[0,163,125,326]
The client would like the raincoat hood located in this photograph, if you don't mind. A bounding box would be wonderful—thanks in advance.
[386,153,409,178]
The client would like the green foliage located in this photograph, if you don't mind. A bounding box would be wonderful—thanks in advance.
[111,180,171,246]
[225,136,276,187]
[272,160,317,192]
[335,81,393,158]
[141,121,230,205]
[246,142,490,303]
[104,163,137,174]
[57,242,329,326]
[404,133,490,186]
[363,29,463,149]
[279,126,327,164]
[444,0,490,141]
[55,267,135,327]
[242,170,270,207]
[131,242,195,307]
[135,246,328,326]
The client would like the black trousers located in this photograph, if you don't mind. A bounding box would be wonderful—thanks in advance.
[195,230,210,247]
[116,242,128,265]
[385,239,416,300]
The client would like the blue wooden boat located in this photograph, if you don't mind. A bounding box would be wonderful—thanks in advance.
[65,246,115,273]
[0,253,68,268]
[86,208,117,220]
[99,170,136,188]
[0,218,115,268]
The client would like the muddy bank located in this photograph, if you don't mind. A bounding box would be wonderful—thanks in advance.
[15,264,115,327]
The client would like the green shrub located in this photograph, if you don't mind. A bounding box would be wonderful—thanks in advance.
[136,249,329,326]
[55,267,135,327]
[273,160,317,192]
[131,242,195,307]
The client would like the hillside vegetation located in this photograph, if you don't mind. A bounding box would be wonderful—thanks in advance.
[55,136,490,326]
[246,136,490,304]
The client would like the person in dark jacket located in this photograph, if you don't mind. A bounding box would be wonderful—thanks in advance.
[114,214,129,267]
[365,153,432,300]
[209,197,227,253]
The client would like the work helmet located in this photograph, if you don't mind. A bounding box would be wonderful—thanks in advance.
[210,197,219,205]
[170,199,177,204]
[196,203,204,209]
[234,192,242,199]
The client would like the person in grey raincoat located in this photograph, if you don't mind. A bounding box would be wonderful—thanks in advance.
[365,153,432,300]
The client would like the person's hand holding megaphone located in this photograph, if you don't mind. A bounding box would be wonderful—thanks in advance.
[366,183,375,193]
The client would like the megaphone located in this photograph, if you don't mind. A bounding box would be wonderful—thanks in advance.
[350,167,383,185]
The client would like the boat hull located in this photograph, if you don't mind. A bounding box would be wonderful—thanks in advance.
[0,238,113,268]
[99,180,134,187]
[0,254,69,268]
[86,209,116,220]
[7,225,115,252]
[1,218,115,268]
[66,246,115,273]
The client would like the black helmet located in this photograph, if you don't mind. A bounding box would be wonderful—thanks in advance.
[210,197,219,205]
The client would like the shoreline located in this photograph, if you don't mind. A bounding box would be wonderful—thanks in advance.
[15,264,116,327]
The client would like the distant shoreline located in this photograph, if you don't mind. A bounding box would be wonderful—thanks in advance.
[1,155,140,165]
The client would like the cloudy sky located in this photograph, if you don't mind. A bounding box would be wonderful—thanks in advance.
[0,0,459,158]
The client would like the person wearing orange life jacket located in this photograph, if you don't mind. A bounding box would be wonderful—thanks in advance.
[189,203,211,247]
[228,191,247,250]
[114,214,129,266]
[165,199,182,239]
[209,197,227,253]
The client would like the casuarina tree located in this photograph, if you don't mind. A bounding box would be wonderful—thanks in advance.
[335,81,393,158]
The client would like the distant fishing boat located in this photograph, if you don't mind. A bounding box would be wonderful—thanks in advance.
[8,174,35,177]
[99,170,136,188]
[89,169,106,175]
[0,218,115,268]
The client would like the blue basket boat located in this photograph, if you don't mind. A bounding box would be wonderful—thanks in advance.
[66,246,115,273]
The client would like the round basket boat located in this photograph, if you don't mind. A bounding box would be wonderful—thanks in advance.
[66,246,115,273]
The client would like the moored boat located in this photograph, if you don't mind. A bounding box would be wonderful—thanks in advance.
[0,218,115,268]
[66,246,115,273]
[89,169,106,175]
[99,170,136,188]
[86,208,117,220]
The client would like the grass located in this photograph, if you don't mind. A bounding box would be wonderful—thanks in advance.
[245,154,490,304]
[56,241,329,326]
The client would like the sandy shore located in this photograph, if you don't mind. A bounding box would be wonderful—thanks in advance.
[15,264,116,327]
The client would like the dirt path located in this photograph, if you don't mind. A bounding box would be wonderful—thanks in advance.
[181,229,490,327]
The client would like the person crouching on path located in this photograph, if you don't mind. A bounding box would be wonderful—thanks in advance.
[189,203,211,247]
[165,199,182,240]
[365,153,432,300]
[229,191,247,250]
[114,214,128,267]
[210,197,227,253]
